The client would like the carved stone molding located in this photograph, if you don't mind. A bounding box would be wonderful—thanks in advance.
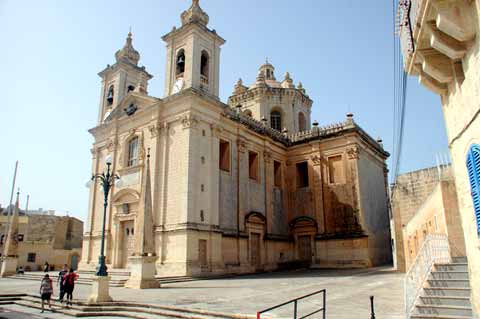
[181,113,198,130]
[148,123,161,138]
[263,151,272,163]
[210,123,224,138]
[310,154,322,166]
[286,160,292,166]
[237,138,247,153]
[91,147,99,159]
[346,146,360,160]
[106,137,117,152]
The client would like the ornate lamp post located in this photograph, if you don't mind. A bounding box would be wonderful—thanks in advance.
[87,155,121,276]
[85,154,121,303]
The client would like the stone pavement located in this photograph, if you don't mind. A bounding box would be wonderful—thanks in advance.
[0,266,404,319]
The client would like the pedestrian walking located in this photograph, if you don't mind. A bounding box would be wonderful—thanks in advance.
[57,264,68,303]
[39,274,53,313]
[43,261,50,273]
[63,268,78,308]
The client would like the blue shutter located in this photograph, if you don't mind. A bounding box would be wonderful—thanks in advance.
[466,144,480,235]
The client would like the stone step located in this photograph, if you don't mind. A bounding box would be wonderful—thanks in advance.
[423,288,471,298]
[78,269,131,277]
[414,304,472,317]
[435,264,468,272]
[430,271,469,280]
[0,294,255,319]
[420,296,472,307]
[8,274,127,287]
[411,315,473,319]
[451,257,467,264]
[426,279,470,288]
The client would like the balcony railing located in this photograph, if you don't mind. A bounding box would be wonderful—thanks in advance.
[398,0,420,59]
[405,234,451,318]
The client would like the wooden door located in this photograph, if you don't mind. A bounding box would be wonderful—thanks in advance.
[199,239,208,269]
[298,235,312,262]
[250,233,261,267]
[121,221,135,268]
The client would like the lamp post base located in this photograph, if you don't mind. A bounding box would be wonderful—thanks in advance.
[0,256,18,278]
[87,276,112,304]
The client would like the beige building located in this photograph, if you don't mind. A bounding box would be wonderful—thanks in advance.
[0,206,83,271]
[391,165,466,271]
[399,0,480,315]
[80,0,392,286]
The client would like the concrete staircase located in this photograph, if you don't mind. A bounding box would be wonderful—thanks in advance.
[411,257,473,319]
[0,294,255,319]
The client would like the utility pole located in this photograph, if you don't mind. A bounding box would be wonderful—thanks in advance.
[2,161,18,251]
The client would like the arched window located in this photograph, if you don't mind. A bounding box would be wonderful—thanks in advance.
[466,144,480,234]
[270,110,282,131]
[176,49,185,78]
[200,50,209,84]
[106,85,114,105]
[127,137,139,167]
[298,112,306,131]
[127,85,135,93]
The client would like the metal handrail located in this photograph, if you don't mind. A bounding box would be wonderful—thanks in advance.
[256,289,326,319]
[404,234,451,318]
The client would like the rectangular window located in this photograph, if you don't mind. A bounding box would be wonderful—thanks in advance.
[127,137,139,166]
[219,140,230,172]
[27,253,36,263]
[296,161,309,188]
[274,161,282,187]
[328,155,344,184]
[249,151,259,181]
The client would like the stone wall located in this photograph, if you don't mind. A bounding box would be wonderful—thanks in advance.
[391,165,452,272]
[440,6,480,313]
[402,180,466,270]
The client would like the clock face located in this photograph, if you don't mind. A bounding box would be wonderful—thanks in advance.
[172,78,184,94]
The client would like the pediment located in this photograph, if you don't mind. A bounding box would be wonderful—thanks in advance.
[104,93,160,122]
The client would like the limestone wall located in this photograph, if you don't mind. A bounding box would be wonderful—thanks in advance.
[440,9,480,313]
[357,148,391,266]
[391,166,451,272]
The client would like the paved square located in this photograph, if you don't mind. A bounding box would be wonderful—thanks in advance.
[0,267,404,319]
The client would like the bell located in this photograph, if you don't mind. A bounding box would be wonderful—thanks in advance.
[177,56,185,64]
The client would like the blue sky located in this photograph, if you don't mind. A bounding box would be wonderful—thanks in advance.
[0,0,449,221]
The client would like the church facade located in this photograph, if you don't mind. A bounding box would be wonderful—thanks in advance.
[80,0,392,283]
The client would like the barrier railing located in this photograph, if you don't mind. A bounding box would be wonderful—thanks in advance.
[256,289,326,319]
[405,234,451,318]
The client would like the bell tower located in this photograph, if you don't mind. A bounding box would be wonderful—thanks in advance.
[162,0,225,98]
[97,32,153,124]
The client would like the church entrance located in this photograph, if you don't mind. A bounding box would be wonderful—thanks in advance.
[121,221,135,268]
[298,235,312,262]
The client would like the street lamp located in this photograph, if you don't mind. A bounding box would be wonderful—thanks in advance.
[86,154,121,276]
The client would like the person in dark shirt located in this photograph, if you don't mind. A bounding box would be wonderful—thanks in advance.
[57,264,68,303]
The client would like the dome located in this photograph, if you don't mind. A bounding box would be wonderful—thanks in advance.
[181,0,209,26]
[115,32,140,65]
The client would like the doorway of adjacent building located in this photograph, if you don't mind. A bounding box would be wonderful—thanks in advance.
[70,254,79,270]
[250,233,261,268]
[121,220,135,268]
[199,239,208,270]
[298,235,312,262]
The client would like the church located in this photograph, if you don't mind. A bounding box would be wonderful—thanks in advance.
[79,0,392,288]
